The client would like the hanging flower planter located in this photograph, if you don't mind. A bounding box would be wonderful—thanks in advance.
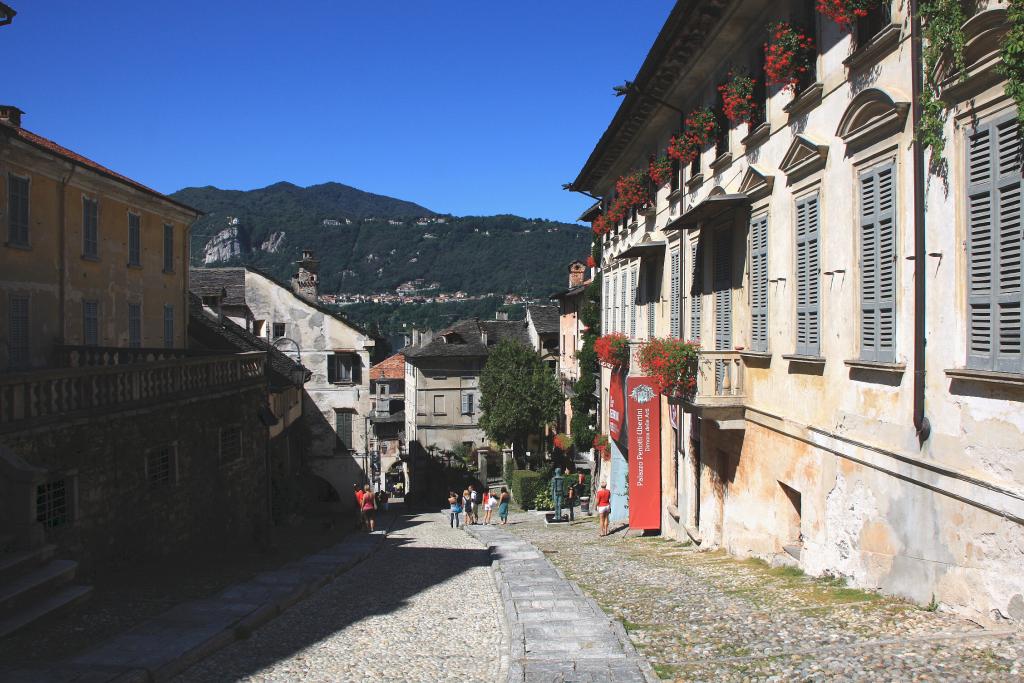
[595,333,630,368]
[592,214,611,236]
[615,170,652,210]
[718,71,758,124]
[586,255,597,268]
[816,0,878,29]
[636,337,701,398]
[666,107,720,166]
[554,433,573,451]
[593,434,611,459]
[648,156,673,187]
[764,22,815,90]
[667,134,698,165]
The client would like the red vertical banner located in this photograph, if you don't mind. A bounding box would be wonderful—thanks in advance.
[608,370,624,441]
[626,376,661,530]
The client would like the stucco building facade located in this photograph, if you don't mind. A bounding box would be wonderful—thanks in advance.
[573,0,1024,623]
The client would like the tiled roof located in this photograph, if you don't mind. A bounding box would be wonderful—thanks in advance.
[527,305,560,336]
[187,293,309,390]
[190,268,248,307]
[370,353,405,380]
[404,318,530,360]
[0,121,199,214]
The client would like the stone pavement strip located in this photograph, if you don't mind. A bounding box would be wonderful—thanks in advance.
[0,514,397,683]
[173,511,502,682]
[465,523,657,683]
[502,511,1024,682]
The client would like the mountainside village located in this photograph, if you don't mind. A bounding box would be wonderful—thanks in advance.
[2,1,1024,680]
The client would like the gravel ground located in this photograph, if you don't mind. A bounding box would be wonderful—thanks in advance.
[176,511,503,683]
[504,512,1023,682]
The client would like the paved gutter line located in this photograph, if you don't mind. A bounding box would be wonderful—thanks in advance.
[1,512,400,683]
[658,627,1023,668]
[465,524,660,683]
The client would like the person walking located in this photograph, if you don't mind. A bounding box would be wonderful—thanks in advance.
[448,491,462,528]
[482,490,494,525]
[361,484,377,532]
[595,482,612,536]
[566,480,577,522]
[353,484,365,530]
[497,487,510,525]
[461,489,472,526]
[469,485,479,525]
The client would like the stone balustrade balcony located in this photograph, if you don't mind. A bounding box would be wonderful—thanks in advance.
[0,350,266,434]
[686,350,746,426]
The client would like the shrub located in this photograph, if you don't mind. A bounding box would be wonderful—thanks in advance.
[510,469,543,510]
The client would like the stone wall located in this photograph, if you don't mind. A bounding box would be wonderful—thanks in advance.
[1,384,270,575]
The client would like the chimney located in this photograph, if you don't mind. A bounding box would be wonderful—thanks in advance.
[0,106,24,128]
[568,261,586,288]
[291,248,320,302]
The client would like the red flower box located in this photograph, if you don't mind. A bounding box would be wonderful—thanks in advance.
[595,333,630,368]
[718,71,758,125]
[636,337,701,397]
[764,22,815,91]
[816,0,878,29]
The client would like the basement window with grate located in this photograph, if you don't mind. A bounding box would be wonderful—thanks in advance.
[36,478,70,529]
[220,427,242,462]
[146,446,176,487]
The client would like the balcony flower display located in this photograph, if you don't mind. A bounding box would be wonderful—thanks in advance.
[648,156,673,187]
[592,214,611,236]
[554,433,573,451]
[763,22,815,90]
[615,170,652,209]
[637,337,701,397]
[718,71,757,124]
[586,255,597,268]
[816,0,878,29]
[594,332,630,368]
[667,107,719,165]
[593,434,610,458]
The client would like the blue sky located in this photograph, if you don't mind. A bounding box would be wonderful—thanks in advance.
[4,1,674,223]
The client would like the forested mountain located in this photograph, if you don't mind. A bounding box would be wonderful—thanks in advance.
[172,182,589,297]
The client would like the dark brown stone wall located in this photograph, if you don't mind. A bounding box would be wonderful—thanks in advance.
[1,383,270,575]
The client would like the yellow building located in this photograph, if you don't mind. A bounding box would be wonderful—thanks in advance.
[0,106,199,371]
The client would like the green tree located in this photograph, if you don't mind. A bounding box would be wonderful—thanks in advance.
[479,340,562,460]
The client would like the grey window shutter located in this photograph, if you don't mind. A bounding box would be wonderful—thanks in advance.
[859,165,897,363]
[646,269,656,339]
[690,242,703,343]
[795,195,820,356]
[750,215,769,352]
[967,114,1023,372]
[327,354,337,383]
[461,392,470,414]
[603,275,610,333]
[994,117,1022,372]
[629,266,638,338]
[670,248,681,337]
[713,230,732,351]
[336,412,353,451]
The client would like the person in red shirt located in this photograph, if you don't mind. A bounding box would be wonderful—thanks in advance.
[595,482,612,537]
[354,484,365,530]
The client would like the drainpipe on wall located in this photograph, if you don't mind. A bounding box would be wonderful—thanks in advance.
[910,0,931,443]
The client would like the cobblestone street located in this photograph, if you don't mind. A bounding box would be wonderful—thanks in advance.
[504,512,1024,682]
[176,512,502,683]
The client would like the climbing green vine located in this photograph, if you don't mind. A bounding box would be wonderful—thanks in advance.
[1001,0,1024,130]
[570,238,602,452]
[918,0,966,160]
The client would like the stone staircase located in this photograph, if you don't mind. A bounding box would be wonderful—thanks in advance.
[0,533,92,639]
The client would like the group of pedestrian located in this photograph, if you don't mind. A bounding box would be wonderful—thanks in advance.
[448,485,510,528]
[352,483,390,533]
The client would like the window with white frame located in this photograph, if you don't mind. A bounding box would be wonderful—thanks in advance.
[9,294,29,369]
[163,304,174,348]
[128,302,142,348]
[7,173,29,247]
[83,197,99,258]
[163,224,174,272]
[83,300,99,346]
[858,164,897,362]
[966,112,1023,373]
[128,213,141,266]
[689,241,702,343]
[461,391,475,415]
